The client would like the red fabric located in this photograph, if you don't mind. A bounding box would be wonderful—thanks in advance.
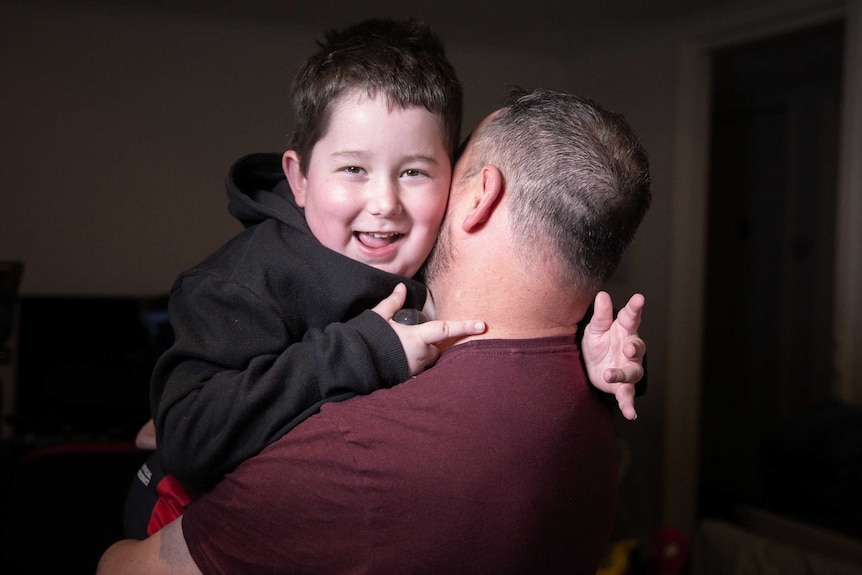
[147,475,194,535]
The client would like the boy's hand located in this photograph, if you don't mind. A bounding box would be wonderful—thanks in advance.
[373,284,485,376]
[581,291,646,421]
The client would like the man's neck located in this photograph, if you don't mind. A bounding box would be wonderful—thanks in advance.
[429,268,589,351]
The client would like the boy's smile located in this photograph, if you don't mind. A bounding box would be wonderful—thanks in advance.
[283,92,452,278]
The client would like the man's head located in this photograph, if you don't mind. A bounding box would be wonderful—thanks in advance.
[426,89,651,314]
[289,18,463,174]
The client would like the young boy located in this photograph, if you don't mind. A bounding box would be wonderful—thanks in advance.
[125,18,645,538]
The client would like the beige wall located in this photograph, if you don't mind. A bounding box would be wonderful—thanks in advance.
[1,1,671,300]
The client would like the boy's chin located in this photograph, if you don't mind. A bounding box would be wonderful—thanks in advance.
[366,260,419,279]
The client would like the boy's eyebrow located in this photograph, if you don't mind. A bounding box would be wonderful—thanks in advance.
[329,150,367,161]
[329,151,443,165]
[400,154,443,165]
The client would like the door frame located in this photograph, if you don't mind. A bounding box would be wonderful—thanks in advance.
[662,0,862,534]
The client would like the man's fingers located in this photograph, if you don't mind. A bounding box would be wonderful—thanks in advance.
[624,337,647,361]
[604,364,644,386]
[615,384,637,421]
[616,293,645,331]
[588,291,614,332]
[419,319,486,345]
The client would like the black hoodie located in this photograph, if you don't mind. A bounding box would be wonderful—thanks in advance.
[151,153,428,495]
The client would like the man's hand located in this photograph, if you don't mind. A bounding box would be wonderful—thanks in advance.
[373,284,486,376]
[581,291,646,420]
[135,418,157,450]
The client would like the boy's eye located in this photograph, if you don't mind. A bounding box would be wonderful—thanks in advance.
[344,166,364,174]
[401,169,426,178]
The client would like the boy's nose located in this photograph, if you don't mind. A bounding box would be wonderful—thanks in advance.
[367,181,403,216]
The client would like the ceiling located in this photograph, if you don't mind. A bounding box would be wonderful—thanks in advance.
[71,0,757,52]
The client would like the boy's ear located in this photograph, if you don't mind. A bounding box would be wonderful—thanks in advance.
[462,165,504,233]
[282,150,307,207]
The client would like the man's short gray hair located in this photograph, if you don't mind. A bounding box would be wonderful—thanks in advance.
[464,89,652,295]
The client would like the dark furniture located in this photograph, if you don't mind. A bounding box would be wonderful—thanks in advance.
[1,295,170,575]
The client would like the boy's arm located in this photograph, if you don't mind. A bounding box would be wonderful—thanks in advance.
[373,283,486,376]
[153,272,410,494]
[579,291,647,420]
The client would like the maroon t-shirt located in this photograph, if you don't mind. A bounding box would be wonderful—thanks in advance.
[184,336,618,575]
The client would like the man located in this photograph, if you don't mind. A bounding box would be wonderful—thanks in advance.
[98,88,652,575]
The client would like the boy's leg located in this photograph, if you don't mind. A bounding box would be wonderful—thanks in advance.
[123,450,164,539]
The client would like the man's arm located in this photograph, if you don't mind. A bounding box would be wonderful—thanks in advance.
[97,517,200,575]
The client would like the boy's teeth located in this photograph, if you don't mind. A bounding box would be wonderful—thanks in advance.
[358,231,401,248]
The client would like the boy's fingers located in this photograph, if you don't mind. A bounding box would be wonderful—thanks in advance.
[420,319,486,345]
[372,283,408,319]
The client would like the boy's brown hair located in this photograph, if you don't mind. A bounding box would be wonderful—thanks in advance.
[289,18,463,174]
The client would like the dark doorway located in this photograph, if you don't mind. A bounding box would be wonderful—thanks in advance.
[698,21,844,521]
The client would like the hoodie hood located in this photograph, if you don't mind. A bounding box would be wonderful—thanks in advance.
[226,152,307,232]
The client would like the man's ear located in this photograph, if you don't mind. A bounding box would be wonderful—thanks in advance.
[462,165,504,233]
[282,150,307,207]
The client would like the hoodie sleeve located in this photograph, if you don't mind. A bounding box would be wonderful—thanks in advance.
[151,270,410,495]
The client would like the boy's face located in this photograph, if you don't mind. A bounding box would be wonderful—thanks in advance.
[284,93,451,278]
